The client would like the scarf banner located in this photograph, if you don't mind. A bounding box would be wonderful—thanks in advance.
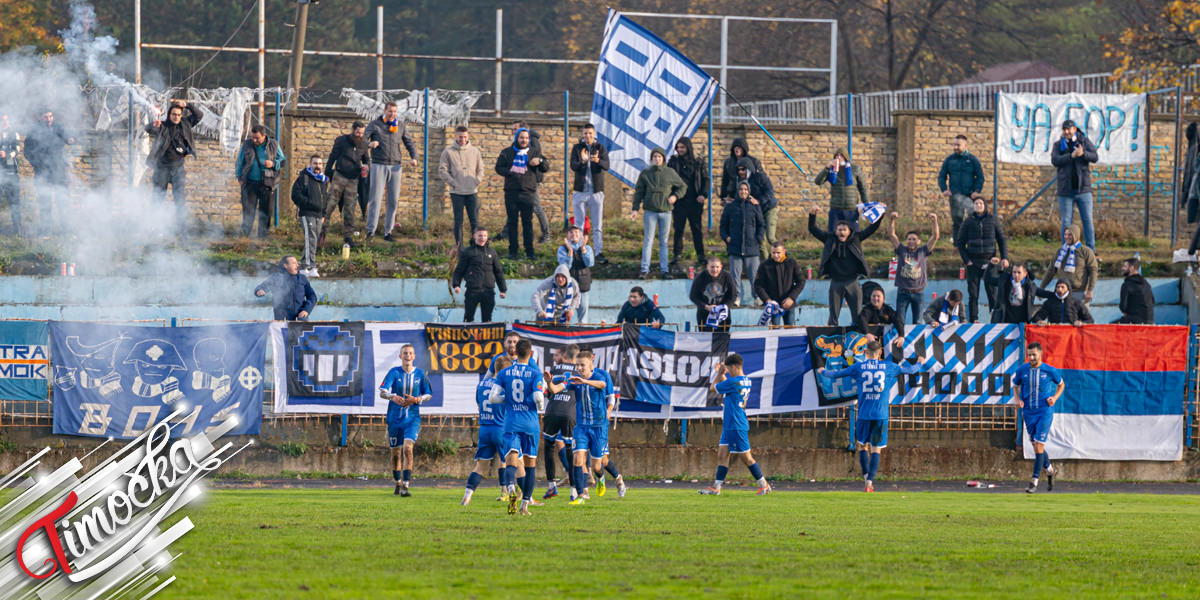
[893,323,1023,404]
[510,323,623,375]
[271,323,479,415]
[616,327,826,418]
[0,320,49,402]
[807,326,887,405]
[424,323,506,374]
[286,321,365,398]
[996,92,1146,165]
[590,9,718,187]
[50,322,266,439]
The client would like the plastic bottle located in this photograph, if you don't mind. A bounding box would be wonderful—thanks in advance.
[342,243,351,260]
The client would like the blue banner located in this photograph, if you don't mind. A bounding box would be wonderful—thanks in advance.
[895,323,1023,404]
[50,322,266,439]
[0,321,50,402]
[590,9,718,187]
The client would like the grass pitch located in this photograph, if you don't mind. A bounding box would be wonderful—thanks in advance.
[160,486,1200,599]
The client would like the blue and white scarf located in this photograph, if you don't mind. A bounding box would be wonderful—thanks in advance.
[857,201,886,223]
[828,164,853,185]
[1053,242,1079,273]
[306,167,327,183]
[511,128,530,174]
[544,285,574,323]
[938,300,961,324]
[758,301,784,326]
[706,304,729,328]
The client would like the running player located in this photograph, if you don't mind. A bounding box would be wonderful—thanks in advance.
[462,356,511,505]
[496,340,546,515]
[1011,342,1064,493]
[555,348,616,505]
[818,338,917,492]
[700,353,771,496]
[542,345,579,500]
[379,344,433,496]
[487,331,537,499]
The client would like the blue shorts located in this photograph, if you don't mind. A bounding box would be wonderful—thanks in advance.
[475,426,506,461]
[855,419,889,448]
[1023,409,1054,444]
[505,430,539,459]
[388,419,419,448]
[719,429,751,454]
[572,424,608,460]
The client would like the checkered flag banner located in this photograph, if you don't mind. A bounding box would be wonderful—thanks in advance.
[894,323,1023,404]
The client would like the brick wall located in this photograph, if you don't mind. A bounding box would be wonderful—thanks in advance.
[33,108,1192,241]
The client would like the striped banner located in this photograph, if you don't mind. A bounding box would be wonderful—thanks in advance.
[895,323,1024,404]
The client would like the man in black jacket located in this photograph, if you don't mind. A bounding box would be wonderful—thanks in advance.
[23,110,74,235]
[290,155,328,277]
[734,158,778,259]
[937,135,984,237]
[720,181,764,304]
[668,136,709,267]
[452,227,507,322]
[323,121,369,247]
[495,128,548,259]
[808,205,882,326]
[145,101,203,232]
[1117,257,1155,324]
[991,263,1040,324]
[690,257,738,331]
[569,124,610,263]
[0,114,22,236]
[860,287,903,335]
[501,120,551,244]
[719,138,763,202]
[616,286,665,328]
[955,198,1009,322]
[1032,280,1093,326]
[1051,119,1099,250]
[254,256,317,320]
[754,242,805,326]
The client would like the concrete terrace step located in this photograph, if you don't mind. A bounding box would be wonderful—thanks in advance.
[0,276,1185,325]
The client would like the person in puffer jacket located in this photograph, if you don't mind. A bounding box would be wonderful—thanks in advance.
[955,197,1009,322]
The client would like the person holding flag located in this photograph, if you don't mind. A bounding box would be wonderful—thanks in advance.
[818,338,917,492]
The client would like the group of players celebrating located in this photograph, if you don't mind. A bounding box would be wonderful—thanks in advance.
[378,331,1067,509]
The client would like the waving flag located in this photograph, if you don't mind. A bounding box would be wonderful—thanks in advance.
[1023,324,1186,461]
[590,9,718,186]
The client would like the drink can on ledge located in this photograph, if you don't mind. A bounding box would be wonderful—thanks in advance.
[958,266,966,279]
[60,262,67,276]
[688,266,695,279]
[68,263,76,277]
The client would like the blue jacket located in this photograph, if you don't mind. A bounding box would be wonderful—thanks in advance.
[235,138,286,183]
[937,151,984,196]
[254,259,318,320]
[720,198,764,257]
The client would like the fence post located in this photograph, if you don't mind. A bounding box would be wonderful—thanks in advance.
[1171,86,1182,247]
[340,414,349,447]
[846,93,853,162]
[274,91,281,228]
[423,87,429,230]
[847,403,856,451]
[680,419,688,446]
[563,90,569,229]
[992,92,999,216]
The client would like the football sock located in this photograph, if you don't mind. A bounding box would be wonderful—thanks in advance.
[1043,452,1053,474]
[402,469,411,484]
[1033,453,1045,480]
[573,465,587,497]
[868,453,880,481]
[392,470,402,483]
[504,465,519,491]
[543,444,556,482]
[558,447,571,475]
[522,471,536,501]
[466,472,483,491]
[858,450,869,477]
[715,465,728,488]
[748,462,764,481]
[604,462,620,478]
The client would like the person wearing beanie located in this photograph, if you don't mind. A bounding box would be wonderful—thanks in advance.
[1051,119,1099,250]
[632,147,686,279]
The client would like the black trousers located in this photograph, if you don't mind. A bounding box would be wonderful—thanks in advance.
[505,190,535,257]
[672,199,705,261]
[240,180,272,237]
[450,193,480,247]
[464,289,495,322]
[965,258,998,322]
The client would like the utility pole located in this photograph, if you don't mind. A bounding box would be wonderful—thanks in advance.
[286,0,311,110]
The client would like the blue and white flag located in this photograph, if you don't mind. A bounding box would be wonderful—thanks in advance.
[616,327,822,418]
[0,320,49,402]
[590,9,718,186]
[894,323,1023,404]
[50,322,267,439]
[858,201,887,224]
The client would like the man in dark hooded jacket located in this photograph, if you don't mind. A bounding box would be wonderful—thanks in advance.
[145,101,203,231]
[719,138,763,202]
[734,157,777,258]
[1032,280,1093,326]
[1117,257,1154,324]
[254,256,318,320]
[668,136,709,266]
[495,128,548,259]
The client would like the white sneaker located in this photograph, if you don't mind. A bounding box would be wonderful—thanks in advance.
[308,267,320,278]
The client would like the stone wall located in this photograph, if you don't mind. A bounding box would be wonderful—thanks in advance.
[27,108,1193,240]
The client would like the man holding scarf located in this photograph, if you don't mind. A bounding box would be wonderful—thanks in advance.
[814,148,869,233]
[1040,224,1097,308]
[532,264,581,324]
[496,128,548,259]
[992,263,1040,324]
[365,101,418,242]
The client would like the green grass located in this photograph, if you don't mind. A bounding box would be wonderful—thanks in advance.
[159,487,1200,599]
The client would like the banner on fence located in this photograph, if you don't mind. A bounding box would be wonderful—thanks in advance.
[615,327,825,418]
[424,323,506,374]
[271,323,479,415]
[590,9,718,187]
[510,323,621,374]
[996,92,1146,165]
[0,320,49,402]
[50,322,266,439]
[807,326,886,405]
[1023,324,1186,461]
[286,321,366,399]
[894,323,1023,404]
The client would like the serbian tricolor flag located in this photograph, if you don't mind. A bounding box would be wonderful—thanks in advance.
[1023,325,1187,461]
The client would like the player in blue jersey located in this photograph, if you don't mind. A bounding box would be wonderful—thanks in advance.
[486,331,522,377]
[1011,342,1064,494]
[496,340,547,515]
[699,353,771,496]
[546,348,625,505]
[819,338,917,492]
[462,355,512,506]
[379,344,434,496]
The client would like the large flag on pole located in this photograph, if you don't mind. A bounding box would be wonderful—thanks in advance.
[590,9,718,187]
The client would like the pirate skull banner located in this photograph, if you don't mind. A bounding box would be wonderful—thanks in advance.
[50,322,267,439]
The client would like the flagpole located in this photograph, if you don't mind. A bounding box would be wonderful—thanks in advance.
[719,84,807,176]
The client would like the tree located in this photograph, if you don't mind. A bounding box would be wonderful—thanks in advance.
[1104,0,1200,96]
